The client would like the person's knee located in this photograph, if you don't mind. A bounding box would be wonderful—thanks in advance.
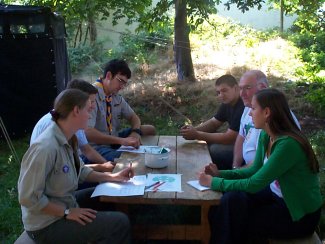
[141,125,156,135]
[116,212,130,229]
[107,211,130,230]
[209,144,225,155]
[208,144,233,169]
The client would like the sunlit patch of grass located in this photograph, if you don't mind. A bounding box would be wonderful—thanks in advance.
[0,137,29,243]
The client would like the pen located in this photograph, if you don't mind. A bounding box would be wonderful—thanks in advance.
[145,181,161,190]
[129,162,132,178]
[153,181,166,192]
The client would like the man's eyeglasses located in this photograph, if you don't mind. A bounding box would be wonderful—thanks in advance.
[115,76,128,87]
[239,84,258,92]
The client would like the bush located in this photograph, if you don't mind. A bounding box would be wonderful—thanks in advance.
[68,42,103,73]
[105,24,173,66]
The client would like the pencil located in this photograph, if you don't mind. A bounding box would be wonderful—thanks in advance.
[153,181,166,192]
[129,162,132,178]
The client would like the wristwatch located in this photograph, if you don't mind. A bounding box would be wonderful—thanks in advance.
[131,128,142,135]
[63,208,70,219]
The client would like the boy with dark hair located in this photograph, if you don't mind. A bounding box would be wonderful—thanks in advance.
[180,74,244,170]
[31,79,115,173]
[85,59,156,162]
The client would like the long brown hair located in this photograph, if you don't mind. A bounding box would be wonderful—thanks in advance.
[254,88,319,173]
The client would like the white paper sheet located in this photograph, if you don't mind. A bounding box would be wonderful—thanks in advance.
[187,180,210,191]
[91,175,146,197]
[146,174,182,192]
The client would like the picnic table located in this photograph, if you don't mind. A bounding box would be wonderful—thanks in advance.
[100,135,223,244]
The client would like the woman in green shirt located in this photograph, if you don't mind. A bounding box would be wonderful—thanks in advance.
[199,88,322,243]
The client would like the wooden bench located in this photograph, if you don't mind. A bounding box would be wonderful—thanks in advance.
[14,231,35,244]
[15,230,322,244]
[269,232,322,244]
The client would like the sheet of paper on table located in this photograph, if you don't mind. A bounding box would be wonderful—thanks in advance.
[117,145,162,154]
[91,175,146,197]
[187,180,210,191]
[146,173,182,192]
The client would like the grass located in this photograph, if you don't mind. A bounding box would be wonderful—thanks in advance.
[0,137,29,243]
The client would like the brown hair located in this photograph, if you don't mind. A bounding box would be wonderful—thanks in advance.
[254,88,319,173]
[51,89,89,122]
[215,74,238,87]
[66,79,98,95]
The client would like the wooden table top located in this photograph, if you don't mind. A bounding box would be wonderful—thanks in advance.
[101,135,222,205]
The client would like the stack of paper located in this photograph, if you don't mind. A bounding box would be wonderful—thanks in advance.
[187,180,210,191]
[91,174,183,197]
[91,175,146,197]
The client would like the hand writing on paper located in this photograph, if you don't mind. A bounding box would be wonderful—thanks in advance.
[109,166,134,182]
[198,171,212,187]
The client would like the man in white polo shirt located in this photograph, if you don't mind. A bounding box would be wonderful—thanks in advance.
[232,70,300,169]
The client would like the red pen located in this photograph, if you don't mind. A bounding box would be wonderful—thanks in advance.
[153,181,166,192]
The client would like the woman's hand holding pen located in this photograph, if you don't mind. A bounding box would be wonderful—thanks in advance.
[107,165,134,182]
[198,171,212,187]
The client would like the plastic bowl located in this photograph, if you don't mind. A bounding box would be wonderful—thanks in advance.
[145,148,170,168]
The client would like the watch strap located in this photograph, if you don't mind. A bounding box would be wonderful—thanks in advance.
[131,128,142,135]
[64,208,70,219]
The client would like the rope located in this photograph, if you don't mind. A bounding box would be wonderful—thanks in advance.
[0,116,20,164]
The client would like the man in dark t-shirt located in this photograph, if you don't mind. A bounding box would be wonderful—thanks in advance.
[180,74,244,169]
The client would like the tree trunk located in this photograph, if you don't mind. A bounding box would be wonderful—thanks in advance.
[280,0,284,33]
[174,0,196,82]
[88,17,97,43]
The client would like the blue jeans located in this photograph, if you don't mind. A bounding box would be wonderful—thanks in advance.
[81,128,136,163]
[209,187,321,244]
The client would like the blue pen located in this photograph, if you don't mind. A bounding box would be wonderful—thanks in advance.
[145,181,161,190]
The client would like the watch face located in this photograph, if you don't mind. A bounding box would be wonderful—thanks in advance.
[64,209,70,215]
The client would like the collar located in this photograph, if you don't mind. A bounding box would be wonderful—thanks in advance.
[50,122,70,147]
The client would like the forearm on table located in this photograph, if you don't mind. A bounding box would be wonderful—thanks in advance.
[197,129,238,144]
[195,118,220,132]
[85,170,113,183]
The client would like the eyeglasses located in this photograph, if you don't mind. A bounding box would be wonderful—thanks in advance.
[239,84,258,92]
[115,76,128,87]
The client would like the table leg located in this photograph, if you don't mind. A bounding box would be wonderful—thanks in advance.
[201,203,211,244]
